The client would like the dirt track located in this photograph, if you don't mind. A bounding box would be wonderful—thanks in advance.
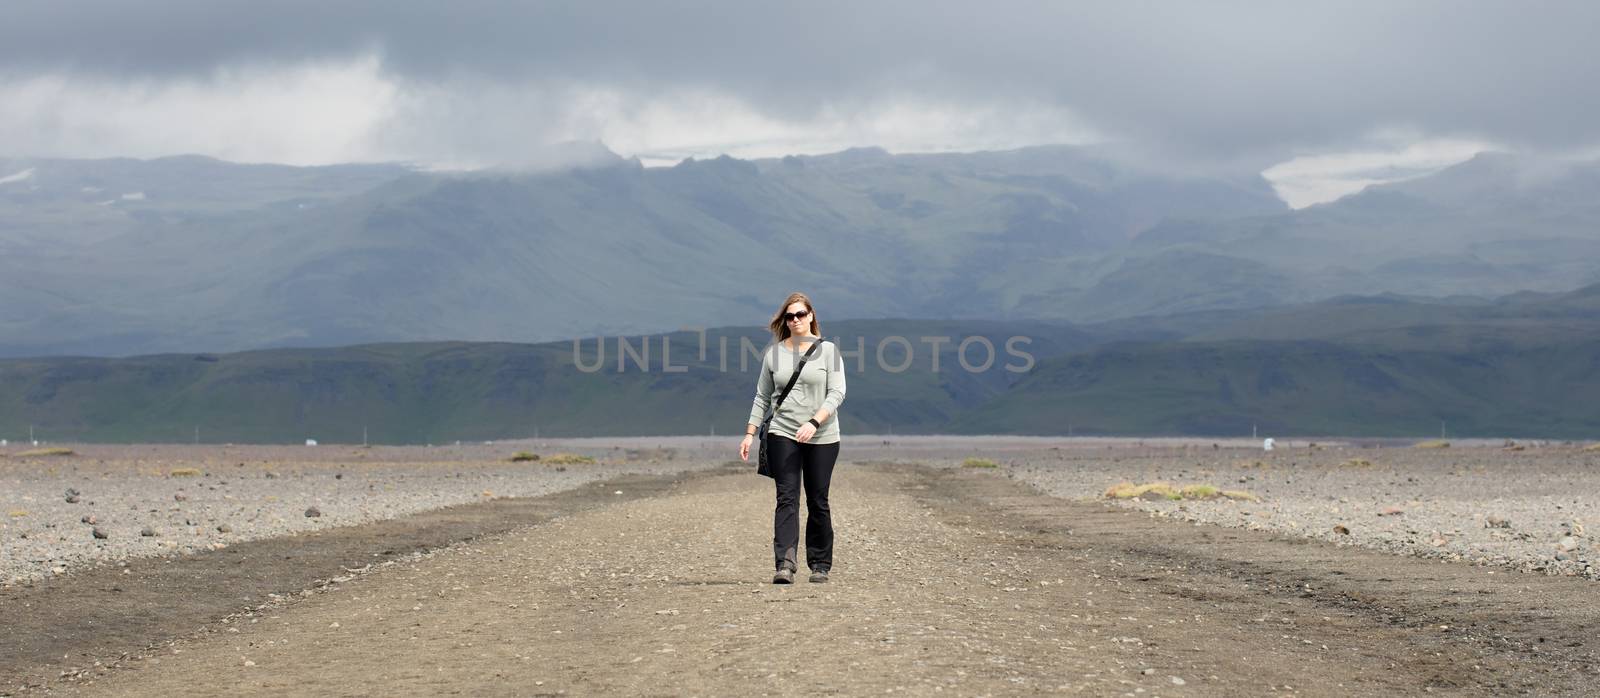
[4,461,1598,696]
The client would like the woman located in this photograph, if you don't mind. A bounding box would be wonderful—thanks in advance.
[740,292,847,584]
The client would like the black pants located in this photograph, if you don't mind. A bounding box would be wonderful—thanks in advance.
[767,434,840,572]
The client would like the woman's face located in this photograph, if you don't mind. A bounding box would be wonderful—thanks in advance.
[785,302,812,335]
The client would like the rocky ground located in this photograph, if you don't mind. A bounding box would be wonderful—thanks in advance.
[980,439,1599,581]
[1,439,726,586]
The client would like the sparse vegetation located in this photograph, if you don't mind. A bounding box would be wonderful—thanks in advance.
[544,453,595,465]
[7,509,27,518]
[17,447,75,457]
[1104,481,1179,500]
[167,467,203,477]
[961,457,1000,469]
[1106,481,1259,502]
[1340,458,1375,468]
[509,452,541,462]
[1583,443,1600,452]
[1414,440,1451,449]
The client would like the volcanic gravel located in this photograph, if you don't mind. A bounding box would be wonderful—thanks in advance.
[6,436,1596,587]
[967,439,1599,581]
[0,439,727,586]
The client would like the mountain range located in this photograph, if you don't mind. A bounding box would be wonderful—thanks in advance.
[7,146,1598,358]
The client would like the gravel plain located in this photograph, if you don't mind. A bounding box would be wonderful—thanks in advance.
[5,435,1598,695]
[966,438,1599,580]
[5,435,1596,587]
[0,439,727,586]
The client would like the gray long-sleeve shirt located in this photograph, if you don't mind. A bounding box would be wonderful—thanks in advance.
[747,337,847,444]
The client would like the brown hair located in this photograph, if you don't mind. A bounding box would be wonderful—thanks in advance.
[766,292,822,342]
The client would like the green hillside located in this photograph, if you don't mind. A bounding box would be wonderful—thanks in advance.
[956,339,1600,438]
[0,320,1091,444]
[3,288,1598,443]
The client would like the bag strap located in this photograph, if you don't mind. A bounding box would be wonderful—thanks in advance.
[766,339,823,421]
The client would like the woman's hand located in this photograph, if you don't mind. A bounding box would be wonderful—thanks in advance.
[796,422,816,443]
[739,434,753,461]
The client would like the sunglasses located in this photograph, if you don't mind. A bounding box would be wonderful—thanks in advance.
[783,309,811,322]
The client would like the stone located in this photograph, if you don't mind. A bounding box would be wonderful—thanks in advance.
[1485,516,1511,528]
[174,493,188,502]
[81,515,97,525]
[217,524,233,533]
[304,507,322,518]
[1333,524,1351,535]
[92,527,108,540]
[1557,536,1579,552]
[141,527,157,537]
[1378,506,1405,517]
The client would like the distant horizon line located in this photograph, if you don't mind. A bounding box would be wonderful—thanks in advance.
[0,435,1558,449]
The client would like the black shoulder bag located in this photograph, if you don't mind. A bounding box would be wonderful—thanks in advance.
[756,339,823,478]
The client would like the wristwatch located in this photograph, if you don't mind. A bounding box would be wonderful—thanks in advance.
[807,418,821,428]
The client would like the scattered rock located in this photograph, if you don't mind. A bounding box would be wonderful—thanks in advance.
[1378,506,1405,517]
[1171,676,1187,686]
[92,527,108,540]
[1486,516,1511,529]
[1140,668,1156,675]
[1557,536,1579,552]
[304,507,322,518]
[81,515,97,525]
[217,524,233,533]
[64,488,82,504]
[1333,524,1351,535]
[174,493,188,502]
[140,527,157,537]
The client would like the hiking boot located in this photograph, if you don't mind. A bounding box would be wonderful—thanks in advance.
[772,567,795,584]
[808,569,830,583]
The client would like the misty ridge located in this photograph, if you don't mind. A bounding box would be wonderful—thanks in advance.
[2,144,1600,359]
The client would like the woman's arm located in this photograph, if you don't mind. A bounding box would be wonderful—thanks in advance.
[814,341,846,423]
[746,346,774,435]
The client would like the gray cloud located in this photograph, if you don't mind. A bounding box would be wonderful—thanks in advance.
[4,1,1599,167]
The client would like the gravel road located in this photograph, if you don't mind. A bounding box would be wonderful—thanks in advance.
[1,445,1596,695]
[2,437,1596,696]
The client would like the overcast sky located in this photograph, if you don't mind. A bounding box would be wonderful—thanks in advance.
[3,1,1598,206]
